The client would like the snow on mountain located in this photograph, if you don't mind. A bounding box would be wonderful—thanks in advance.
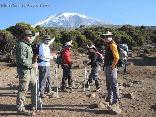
[32,12,108,28]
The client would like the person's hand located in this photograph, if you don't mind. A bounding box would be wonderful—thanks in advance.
[35,32,39,36]
[68,63,72,68]
[84,63,88,67]
[110,67,114,72]
[53,55,57,59]
[52,37,55,40]
[34,62,38,69]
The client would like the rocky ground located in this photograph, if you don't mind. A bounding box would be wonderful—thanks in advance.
[0,52,156,117]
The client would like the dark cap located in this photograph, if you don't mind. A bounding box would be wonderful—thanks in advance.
[43,35,51,40]
[23,30,32,35]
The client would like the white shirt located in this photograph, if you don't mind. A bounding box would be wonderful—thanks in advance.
[38,38,55,66]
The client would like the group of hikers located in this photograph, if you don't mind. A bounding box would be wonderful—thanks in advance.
[15,30,124,116]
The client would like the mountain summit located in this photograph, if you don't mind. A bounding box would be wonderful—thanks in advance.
[32,12,108,28]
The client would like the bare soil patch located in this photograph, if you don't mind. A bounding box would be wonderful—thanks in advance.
[0,55,156,117]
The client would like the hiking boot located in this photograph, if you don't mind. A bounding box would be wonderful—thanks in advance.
[40,94,47,98]
[30,104,36,111]
[17,110,32,116]
[105,97,113,105]
[110,104,122,115]
[62,89,68,92]
[85,82,89,88]
[47,90,55,96]
[95,87,101,92]
[69,86,74,93]
[61,87,68,92]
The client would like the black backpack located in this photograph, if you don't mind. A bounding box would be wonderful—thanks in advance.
[96,51,104,65]
[32,43,41,61]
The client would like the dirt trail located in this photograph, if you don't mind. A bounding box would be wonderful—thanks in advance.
[0,56,156,117]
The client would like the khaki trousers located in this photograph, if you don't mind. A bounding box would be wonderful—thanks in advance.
[16,72,36,111]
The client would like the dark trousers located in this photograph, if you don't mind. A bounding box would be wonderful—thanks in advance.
[61,65,72,89]
[38,66,51,94]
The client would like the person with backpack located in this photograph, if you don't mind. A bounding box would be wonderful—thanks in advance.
[16,30,39,116]
[100,31,121,114]
[84,45,101,92]
[38,35,56,98]
[60,42,73,92]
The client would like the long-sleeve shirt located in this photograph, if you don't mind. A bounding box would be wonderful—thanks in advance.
[38,38,55,66]
[62,48,72,65]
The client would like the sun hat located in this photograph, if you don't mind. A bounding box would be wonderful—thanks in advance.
[102,31,113,36]
[64,42,73,47]
[43,35,51,40]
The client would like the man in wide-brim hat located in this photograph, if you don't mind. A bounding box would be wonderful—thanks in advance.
[16,30,39,115]
[101,31,121,114]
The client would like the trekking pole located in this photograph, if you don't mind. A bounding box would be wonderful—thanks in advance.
[54,60,59,98]
[35,68,38,112]
[84,65,88,92]
[35,63,43,114]
[87,69,90,91]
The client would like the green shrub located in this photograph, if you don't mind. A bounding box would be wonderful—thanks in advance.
[74,51,79,56]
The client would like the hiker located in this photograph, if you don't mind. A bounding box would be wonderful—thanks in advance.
[60,42,73,92]
[84,45,101,92]
[38,35,56,98]
[16,30,39,115]
[100,31,121,114]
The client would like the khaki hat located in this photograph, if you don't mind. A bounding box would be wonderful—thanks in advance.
[43,35,51,40]
[87,45,97,50]
[102,31,112,36]
[23,30,32,35]
[64,42,73,47]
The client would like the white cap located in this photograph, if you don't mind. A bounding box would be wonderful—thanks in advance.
[64,42,73,47]
[87,45,97,50]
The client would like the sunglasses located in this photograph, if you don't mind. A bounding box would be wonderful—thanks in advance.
[27,35,32,38]
[104,35,112,38]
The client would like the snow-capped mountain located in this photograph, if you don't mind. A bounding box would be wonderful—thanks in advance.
[32,12,108,28]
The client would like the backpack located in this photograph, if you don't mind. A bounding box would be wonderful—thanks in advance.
[96,51,104,65]
[117,44,128,60]
[32,43,40,61]
[32,43,40,56]
[117,44,129,68]
[55,50,64,65]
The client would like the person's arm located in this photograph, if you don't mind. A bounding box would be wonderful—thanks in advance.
[110,43,119,68]
[48,37,55,46]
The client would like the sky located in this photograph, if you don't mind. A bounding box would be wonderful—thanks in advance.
[0,0,156,30]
